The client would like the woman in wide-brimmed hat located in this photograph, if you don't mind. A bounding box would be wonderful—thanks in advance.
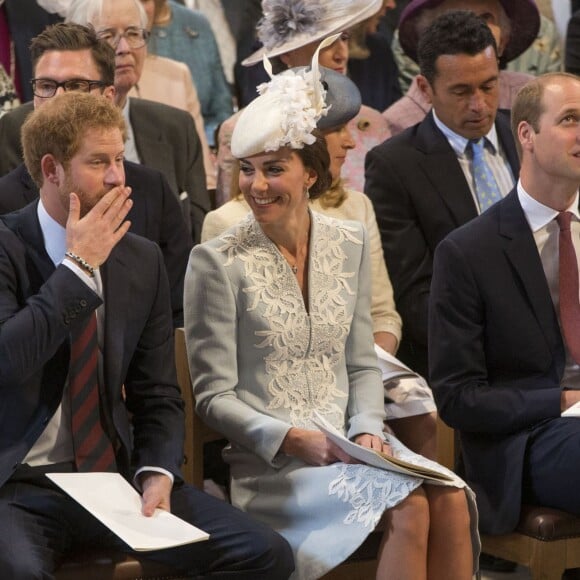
[212,0,440,462]
[215,0,391,205]
[383,0,541,136]
[185,38,479,580]
[203,66,439,461]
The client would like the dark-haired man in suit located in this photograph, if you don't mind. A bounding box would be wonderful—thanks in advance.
[365,10,520,378]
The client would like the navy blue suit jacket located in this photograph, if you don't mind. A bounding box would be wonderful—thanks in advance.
[0,161,192,327]
[429,190,567,533]
[0,202,185,488]
[365,110,520,376]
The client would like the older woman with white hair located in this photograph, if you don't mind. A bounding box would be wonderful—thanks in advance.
[184,39,479,580]
[65,0,217,191]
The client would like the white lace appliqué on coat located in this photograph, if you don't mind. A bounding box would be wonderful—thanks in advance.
[217,214,425,526]
[329,463,422,528]
[217,213,361,428]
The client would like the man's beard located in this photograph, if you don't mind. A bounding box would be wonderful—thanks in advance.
[59,176,111,218]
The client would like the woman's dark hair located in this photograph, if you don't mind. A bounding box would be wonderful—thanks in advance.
[231,131,332,201]
[294,130,332,200]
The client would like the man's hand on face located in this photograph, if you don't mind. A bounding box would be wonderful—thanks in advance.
[65,186,132,269]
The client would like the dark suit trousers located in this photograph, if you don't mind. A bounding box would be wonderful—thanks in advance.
[0,468,294,579]
[522,417,580,516]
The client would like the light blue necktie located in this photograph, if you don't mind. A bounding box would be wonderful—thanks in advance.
[468,138,502,211]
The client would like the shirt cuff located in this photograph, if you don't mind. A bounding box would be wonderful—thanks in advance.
[62,260,99,293]
[134,466,175,491]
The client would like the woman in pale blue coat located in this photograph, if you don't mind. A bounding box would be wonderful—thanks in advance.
[184,40,479,580]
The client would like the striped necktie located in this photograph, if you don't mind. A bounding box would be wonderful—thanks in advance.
[69,313,116,471]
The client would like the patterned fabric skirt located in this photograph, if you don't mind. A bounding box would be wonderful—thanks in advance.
[227,435,480,580]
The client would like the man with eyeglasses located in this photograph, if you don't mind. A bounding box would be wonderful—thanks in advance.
[0,22,192,328]
[0,0,211,245]
[31,77,108,97]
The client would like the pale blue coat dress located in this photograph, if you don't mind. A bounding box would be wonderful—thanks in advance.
[184,211,479,579]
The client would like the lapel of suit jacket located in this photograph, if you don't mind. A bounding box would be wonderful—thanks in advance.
[415,112,479,226]
[100,244,131,394]
[499,191,563,358]
[496,109,520,178]
[2,201,55,283]
[128,98,178,193]
[100,241,145,471]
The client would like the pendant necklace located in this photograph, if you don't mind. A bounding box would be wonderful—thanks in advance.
[277,241,305,276]
[280,251,299,275]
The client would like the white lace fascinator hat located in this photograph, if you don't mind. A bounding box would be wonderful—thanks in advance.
[231,35,362,160]
[242,0,383,66]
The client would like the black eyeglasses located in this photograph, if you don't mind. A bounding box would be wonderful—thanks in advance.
[97,27,150,49]
[31,78,108,98]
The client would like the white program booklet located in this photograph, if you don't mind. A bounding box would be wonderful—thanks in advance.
[562,400,580,417]
[47,472,209,551]
[374,343,415,380]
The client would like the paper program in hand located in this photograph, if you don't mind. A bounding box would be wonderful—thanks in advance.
[312,411,453,483]
[47,472,209,551]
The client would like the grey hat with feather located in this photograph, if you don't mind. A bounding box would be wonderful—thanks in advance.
[243,0,383,66]
[232,36,362,159]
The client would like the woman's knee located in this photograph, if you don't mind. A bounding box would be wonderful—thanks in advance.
[425,486,470,532]
[382,488,430,541]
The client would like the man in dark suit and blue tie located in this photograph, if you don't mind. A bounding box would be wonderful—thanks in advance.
[0,90,293,579]
[365,11,520,379]
[429,72,580,535]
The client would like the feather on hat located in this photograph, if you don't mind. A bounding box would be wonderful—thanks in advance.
[232,35,362,159]
[243,0,383,66]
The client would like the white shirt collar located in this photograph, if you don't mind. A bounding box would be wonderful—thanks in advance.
[122,97,131,124]
[37,199,66,267]
[121,98,140,164]
[517,180,580,232]
[432,109,499,157]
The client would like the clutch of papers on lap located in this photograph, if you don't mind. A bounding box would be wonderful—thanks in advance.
[312,412,453,483]
[374,343,415,381]
[47,472,209,551]
[562,400,580,417]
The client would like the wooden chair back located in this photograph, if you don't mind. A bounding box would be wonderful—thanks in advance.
[174,327,223,488]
